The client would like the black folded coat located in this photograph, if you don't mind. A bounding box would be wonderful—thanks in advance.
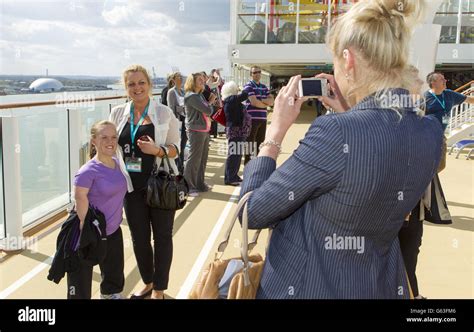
[47,206,107,284]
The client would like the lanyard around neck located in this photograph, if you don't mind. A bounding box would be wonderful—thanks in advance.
[430,91,446,111]
[251,80,263,96]
[130,100,150,152]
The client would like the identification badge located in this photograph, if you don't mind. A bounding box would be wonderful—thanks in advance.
[442,115,450,125]
[125,156,142,173]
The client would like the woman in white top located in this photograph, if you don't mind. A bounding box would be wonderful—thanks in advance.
[109,64,180,299]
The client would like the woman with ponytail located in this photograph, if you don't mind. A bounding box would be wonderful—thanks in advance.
[67,121,127,299]
[239,0,444,298]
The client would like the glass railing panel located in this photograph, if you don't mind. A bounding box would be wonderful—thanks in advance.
[467,0,474,12]
[267,1,297,44]
[298,1,329,44]
[438,0,462,14]
[0,135,4,239]
[0,93,159,232]
[78,98,127,165]
[329,0,355,24]
[435,14,459,43]
[238,0,267,44]
[18,108,70,226]
[436,0,474,44]
[460,15,474,43]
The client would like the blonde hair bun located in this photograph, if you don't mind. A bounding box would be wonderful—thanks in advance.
[368,0,426,28]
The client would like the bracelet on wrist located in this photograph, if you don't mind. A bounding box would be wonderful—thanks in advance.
[156,147,164,157]
[259,140,282,155]
[160,145,170,157]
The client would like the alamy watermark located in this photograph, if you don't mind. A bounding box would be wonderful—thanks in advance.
[1,234,38,252]
[324,233,365,254]
[55,92,95,109]
[18,306,55,325]
[217,141,258,158]
[379,91,423,110]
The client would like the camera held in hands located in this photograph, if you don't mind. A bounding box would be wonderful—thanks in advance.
[298,78,328,98]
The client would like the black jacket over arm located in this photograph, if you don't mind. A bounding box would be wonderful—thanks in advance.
[47,206,107,284]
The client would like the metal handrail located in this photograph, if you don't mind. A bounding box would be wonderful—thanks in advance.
[462,87,474,96]
[0,92,161,110]
[454,80,474,93]
[448,100,474,135]
[448,84,473,134]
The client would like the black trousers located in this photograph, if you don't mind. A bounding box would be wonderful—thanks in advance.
[225,137,245,184]
[178,119,188,173]
[244,119,267,165]
[124,189,175,290]
[67,227,124,299]
[210,120,218,138]
[398,204,423,297]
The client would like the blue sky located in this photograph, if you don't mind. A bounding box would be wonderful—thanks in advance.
[0,0,230,77]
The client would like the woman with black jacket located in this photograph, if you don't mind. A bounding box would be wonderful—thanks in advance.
[68,121,127,299]
[221,81,251,185]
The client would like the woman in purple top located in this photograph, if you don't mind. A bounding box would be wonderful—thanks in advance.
[67,120,127,299]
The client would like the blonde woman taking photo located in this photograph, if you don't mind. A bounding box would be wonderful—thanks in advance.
[239,0,443,299]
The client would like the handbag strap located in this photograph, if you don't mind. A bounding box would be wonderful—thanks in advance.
[153,147,175,176]
[216,191,271,287]
[216,191,261,256]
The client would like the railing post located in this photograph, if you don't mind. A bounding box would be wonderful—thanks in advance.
[68,108,81,204]
[464,104,468,125]
[449,105,453,134]
[264,0,269,44]
[327,0,332,33]
[456,0,463,44]
[295,0,300,44]
[0,117,25,251]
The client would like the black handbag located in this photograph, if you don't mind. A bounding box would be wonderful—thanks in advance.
[146,149,189,210]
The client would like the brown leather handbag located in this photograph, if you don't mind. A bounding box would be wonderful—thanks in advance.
[189,192,267,299]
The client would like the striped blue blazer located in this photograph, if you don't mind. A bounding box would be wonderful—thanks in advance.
[241,89,443,299]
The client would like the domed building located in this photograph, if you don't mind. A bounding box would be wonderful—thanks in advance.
[29,78,64,93]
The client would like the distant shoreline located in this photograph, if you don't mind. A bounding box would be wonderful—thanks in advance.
[0,76,166,96]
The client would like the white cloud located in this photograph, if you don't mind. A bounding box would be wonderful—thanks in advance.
[102,4,134,26]
[0,0,230,77]
[10,20,52,35]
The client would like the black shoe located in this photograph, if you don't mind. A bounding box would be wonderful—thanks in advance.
[130,289,152,299]
[225,181,241,186]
